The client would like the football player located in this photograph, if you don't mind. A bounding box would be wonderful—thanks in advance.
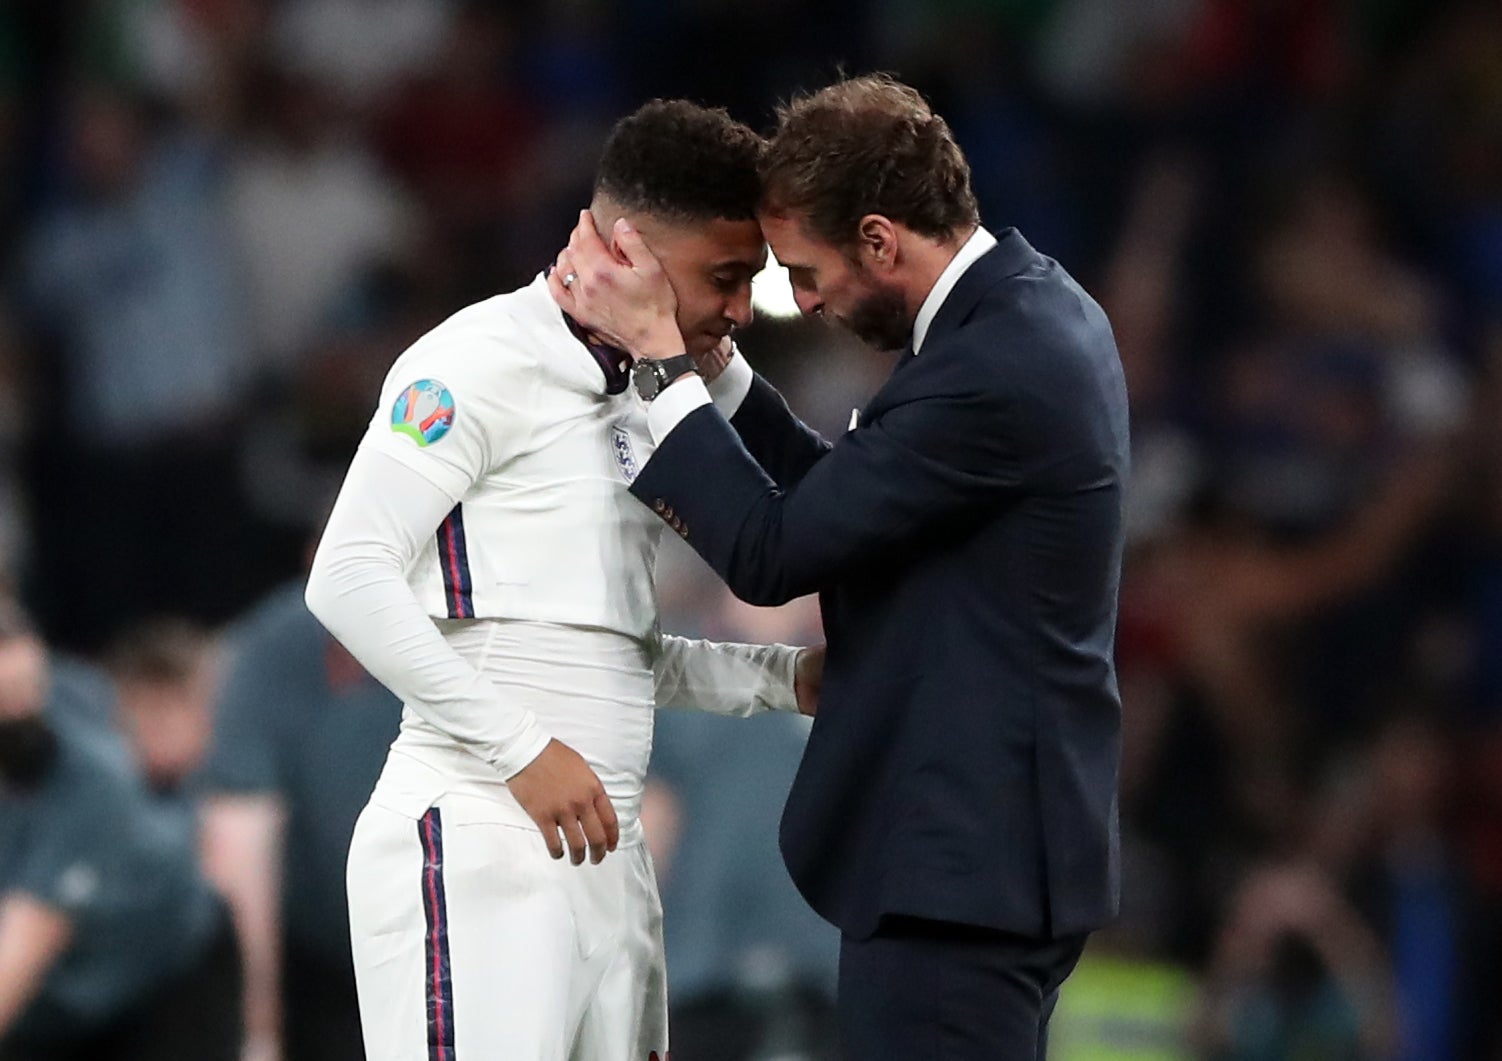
[306,100,812,1061]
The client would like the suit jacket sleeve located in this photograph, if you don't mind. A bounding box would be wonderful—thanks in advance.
[727,373,832,490]
[631,373,1019,607]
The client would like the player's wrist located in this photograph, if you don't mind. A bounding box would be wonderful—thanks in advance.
[632,353,699,402]
[659,369,700,390]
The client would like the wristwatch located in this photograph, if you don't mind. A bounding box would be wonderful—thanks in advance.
[632,354,699,402]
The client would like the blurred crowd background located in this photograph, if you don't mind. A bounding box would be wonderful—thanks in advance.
[1,0,1501,1058]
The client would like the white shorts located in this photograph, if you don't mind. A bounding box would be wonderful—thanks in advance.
[347,794,669,1061]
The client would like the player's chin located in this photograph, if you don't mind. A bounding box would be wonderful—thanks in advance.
[684,332,728,357]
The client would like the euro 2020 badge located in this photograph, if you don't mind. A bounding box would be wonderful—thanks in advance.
[391,379,456,447]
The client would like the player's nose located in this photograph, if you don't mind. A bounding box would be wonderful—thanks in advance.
[726,288,754,330]
[794,288,823,317]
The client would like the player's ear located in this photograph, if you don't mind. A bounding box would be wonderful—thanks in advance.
[609,216,648,265]
[587,203,631,264]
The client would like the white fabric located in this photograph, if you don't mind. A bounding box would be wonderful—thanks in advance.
[645,373,713,445]
[352,614,801,846]
[912,225,998,354]
[367,619,654,843]
[307,273,802,786]
[654,632,801,718]
[707,345,755,417]
[351,274,665,636]
[308,449,553,779]
[314,272,804,1061]
[347,802,668,1061]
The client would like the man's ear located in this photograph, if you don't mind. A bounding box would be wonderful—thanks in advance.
[857,214,898,271]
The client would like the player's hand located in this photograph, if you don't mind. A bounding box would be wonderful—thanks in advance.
[692,336,735,384]
[506,739,620,865]
[794,645,824,717]
[549,211,684,361]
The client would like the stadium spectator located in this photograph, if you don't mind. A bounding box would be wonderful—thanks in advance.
[0,602,240,1060]
[1194,863,1395,1059]
[226,62,416,382]
[197,579,402,1061]
[19,81,253,651]
[107,618,219,794]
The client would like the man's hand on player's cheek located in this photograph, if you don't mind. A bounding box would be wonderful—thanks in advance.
[550,211,684,361]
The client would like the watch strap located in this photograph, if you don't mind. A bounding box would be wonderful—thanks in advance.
[634,354,699,400]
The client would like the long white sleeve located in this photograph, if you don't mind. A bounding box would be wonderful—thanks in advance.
[652,634,803,717]
[707,346,754,416]
[305,447,552,779]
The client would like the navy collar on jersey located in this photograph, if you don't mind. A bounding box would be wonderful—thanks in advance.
[547,265,633,395]
[563,312,632,395]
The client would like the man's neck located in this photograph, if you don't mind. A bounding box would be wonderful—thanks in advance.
[902,224,976,321]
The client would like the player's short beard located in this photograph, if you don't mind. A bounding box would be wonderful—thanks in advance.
[840,276,912,352]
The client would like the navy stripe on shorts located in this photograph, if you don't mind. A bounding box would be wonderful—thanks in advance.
[419,808,455,1061]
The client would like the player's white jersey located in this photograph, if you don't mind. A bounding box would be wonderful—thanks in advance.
[313,261,801,1061]
[361,272,663,638]
[310,272,798,848]
[349,274,668,840]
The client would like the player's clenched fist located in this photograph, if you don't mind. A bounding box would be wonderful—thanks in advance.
[506,739,620,864]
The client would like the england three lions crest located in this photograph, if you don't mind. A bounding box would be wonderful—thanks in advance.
[611,425,639,483]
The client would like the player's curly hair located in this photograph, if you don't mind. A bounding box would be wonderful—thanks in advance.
[595,100,764,223]
[760,74,979,250]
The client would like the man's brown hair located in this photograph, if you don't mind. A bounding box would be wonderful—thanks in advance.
[760,74,979,251]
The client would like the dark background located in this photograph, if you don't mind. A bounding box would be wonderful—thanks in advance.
[1,1,1500,1056]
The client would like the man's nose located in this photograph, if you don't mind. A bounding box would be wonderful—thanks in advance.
[794,288,823,317]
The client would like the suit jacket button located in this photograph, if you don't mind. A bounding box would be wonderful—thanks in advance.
[653,499,666,513]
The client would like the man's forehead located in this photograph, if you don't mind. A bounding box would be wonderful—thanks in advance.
[759,210,824,252]
[662,218,767,271]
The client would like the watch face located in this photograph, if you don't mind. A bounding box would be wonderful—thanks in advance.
[632,359,662,401]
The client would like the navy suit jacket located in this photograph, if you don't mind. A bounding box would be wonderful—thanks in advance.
[631,230,1129,941]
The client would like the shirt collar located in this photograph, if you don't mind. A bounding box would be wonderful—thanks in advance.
[538,269,633,394]
[911,225,997,355]
[562,313,632,395]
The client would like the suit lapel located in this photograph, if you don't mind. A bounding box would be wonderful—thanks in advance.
[852,344,915,429]
[856,230,1040,426]
[922,229,1038,349]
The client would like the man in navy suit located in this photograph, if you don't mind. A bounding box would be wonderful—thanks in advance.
[552,74,1129,1059]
